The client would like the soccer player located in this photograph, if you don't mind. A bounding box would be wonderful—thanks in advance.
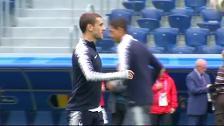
[109,18,163,125]
[66,13,134,125]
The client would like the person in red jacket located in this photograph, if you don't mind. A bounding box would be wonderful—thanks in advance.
[150,69,178,125]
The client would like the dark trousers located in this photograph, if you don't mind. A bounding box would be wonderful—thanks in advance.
[151,113,172,125]
[112,102,126,125]
[69,110,104,125]
[214,94,224,125]
[188,114,207,126]
[122,105,151,125]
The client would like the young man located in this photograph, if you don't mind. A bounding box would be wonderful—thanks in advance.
[109,18,163,125]
[66,13,134,125]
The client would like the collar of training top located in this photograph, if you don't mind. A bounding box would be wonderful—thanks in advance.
[84,40,96,51]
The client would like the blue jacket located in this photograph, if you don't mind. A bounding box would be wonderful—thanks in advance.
[117,34,162,106]
[186,70,211,115]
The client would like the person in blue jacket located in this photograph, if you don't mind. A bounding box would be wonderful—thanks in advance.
[186,59,211,125]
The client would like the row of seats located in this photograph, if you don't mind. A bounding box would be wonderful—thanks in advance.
[122,0,208,14]
[108,8,223,33]
[97,27,224,54]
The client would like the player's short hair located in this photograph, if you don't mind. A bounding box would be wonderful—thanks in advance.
[109,18,128,32]
[79,13,102,33]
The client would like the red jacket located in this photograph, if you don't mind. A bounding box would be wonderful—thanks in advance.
[100,81,106,107]
[150,72,178,114]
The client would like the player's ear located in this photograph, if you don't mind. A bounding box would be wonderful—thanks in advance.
[87,24,94,32]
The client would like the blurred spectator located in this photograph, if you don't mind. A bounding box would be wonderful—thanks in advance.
[186,59,211,125]
[150,69,178,125]
[211,50,224,125]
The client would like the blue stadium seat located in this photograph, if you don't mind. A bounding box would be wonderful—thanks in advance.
[197,8,222,31]
[169,46,195,54]
[140,9,162,20]
[122,1,146,12]
[168,14,191,33]
[107,9,134,25]
[128,27,149,44]
[137,18,160,32]
[152,0,175,12]
[197,45,223,54]
[185,28,209,47]
[96,39,116,53]
[215,28,224,46]
[171,8,194,16]
[137,9,162,32]
[153,27,179,51]
[200,8,222,22]
[184,0,207,15]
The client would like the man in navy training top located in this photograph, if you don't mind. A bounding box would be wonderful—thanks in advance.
[109,18,163,125]
[66,13,134,125]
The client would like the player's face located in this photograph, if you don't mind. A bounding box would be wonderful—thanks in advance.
[109,26,123,43]
[92,17,105,40]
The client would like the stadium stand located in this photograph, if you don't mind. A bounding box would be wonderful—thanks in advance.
[0,0,223,125]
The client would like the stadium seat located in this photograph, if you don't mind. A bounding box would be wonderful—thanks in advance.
[197,8,222,31]
[152,0,175,12]
[185,28,209,47]
[122,1,146,12]
[171,8,194,16]
[215,28,224,46]
[200,8,222,22]
[184,0,207,15]
[107,9,134,25]
[128,27,149,44]
[169,46,195,54]
[153,27,179,51]
[168,14,191,33]
[140,8,162,20]
[137,9,162,32]
[197,45,223,54]
[96,39,117,53]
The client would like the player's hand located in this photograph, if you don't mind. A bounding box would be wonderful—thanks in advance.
[127,70,134,79]
[170,108,175,114]
[106,81,116,91]
[156,82,163,90]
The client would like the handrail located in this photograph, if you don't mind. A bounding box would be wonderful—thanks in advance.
[0,0,3,43]
[69,25,79,52]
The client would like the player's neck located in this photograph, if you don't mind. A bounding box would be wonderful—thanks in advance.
[83,33,96,42]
